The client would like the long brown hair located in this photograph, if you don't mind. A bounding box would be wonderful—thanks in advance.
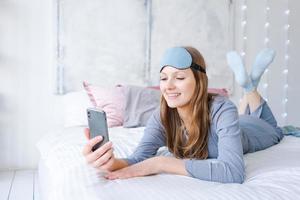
[160,46,214,159]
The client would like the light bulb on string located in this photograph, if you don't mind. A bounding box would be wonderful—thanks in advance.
[285,24,290,30]
[265,22,270,28]
[282,112,288,118]
[264,38,270,44]
[286,40,290,45]
[285,9,290,15]
[283,69,289,74]
[285,54,289,60]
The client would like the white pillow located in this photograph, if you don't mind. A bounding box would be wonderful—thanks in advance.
[63,90,92,127]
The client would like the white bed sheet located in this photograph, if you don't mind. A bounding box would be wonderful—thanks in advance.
[36,126,300,200]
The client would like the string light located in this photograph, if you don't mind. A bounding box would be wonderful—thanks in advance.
[285,9,290,15]
[239,0,247,102]
[281,112,288,118]
[264,37,270,44]
[265,22,270,28]
[264,0,270,47]
[285,54,289,60]
[241,0,247,61]
[282,1,290,124]
[285,24,290,30]
[263,0,270,101]
[239,0,248,102]
[265,98,269,102]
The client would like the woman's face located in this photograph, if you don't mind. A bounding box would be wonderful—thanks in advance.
[160,66,196,110]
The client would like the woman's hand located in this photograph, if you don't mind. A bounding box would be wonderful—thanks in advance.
[82,128,116,171]
[104,156,162,180]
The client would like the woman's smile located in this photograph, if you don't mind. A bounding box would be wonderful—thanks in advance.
[166,92,181,99]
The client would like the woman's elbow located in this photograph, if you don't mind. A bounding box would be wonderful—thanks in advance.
[189,170,245,184]
[229,171,245,184]
[214,167,245,183]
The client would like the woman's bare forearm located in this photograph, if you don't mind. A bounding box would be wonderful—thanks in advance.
[110,158,129,171]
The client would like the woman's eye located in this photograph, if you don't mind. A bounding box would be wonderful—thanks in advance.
[176,77,185,80]
[160,77,167,81]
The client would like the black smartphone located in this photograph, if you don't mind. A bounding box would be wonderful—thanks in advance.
[87,108,109,151]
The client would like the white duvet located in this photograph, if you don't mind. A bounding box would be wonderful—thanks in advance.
[36,126,300,200]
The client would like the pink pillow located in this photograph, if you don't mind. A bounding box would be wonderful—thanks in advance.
[83,81,125,127]
[207,88,229,97]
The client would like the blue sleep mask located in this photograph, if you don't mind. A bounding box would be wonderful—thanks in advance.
[159,47,206,73]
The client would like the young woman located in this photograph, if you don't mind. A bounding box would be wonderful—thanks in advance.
[82,46,283,183]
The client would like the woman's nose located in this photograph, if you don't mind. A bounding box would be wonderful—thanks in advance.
[165,79,176,89]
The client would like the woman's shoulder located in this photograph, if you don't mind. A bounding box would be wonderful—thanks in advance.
[146,107,164,128]
[151,107,161,120]
[210,95,237,116]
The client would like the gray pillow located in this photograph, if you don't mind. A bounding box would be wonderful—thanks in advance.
[123,85,160,128]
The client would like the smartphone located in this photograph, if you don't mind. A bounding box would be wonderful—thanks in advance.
[87,108,109,151]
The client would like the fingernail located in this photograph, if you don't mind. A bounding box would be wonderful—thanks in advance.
[96,136,102,140]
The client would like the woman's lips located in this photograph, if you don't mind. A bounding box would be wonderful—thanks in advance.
[166,93,181,99]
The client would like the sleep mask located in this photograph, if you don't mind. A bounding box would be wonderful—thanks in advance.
[159,47,206,73]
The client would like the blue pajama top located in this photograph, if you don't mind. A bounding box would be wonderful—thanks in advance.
[125,95,283,183]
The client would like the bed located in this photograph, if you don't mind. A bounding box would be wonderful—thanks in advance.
[36,125,300,200]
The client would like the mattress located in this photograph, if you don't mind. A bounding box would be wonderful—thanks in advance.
[36,126,300,200]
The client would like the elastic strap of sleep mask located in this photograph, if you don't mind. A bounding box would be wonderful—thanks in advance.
[190,62,206,74]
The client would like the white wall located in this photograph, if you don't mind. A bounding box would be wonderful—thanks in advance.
[0,0,299,170]
[58,0,233,92]
[0,0,63,169]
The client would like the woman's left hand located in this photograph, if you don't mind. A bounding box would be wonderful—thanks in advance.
[104,156,162,180]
